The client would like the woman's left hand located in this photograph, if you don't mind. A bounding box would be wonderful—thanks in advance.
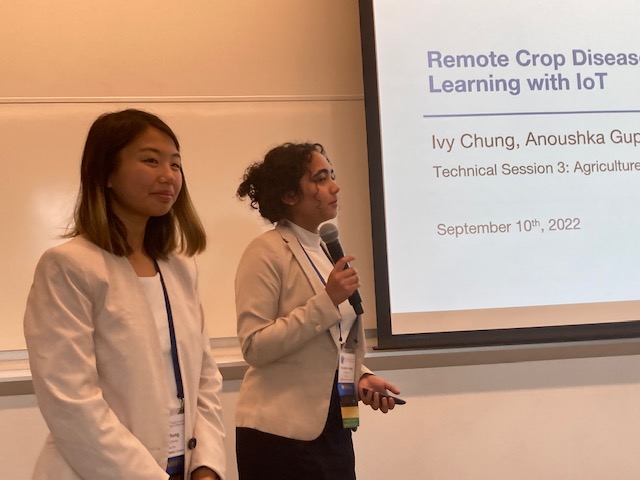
[358,374,400,413]
[191,466,220,480]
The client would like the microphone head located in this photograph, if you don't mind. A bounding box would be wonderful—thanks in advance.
[319,222,339,244]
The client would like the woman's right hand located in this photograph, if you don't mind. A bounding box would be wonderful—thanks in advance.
[325,256,360,307]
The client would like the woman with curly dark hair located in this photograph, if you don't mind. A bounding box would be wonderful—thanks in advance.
[234,142,400,479]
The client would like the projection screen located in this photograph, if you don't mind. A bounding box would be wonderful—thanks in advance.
[359,0,640,349]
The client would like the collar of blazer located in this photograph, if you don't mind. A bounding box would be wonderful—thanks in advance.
[275,220,326,295]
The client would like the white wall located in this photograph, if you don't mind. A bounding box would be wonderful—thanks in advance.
[0,0,372,350]
[5,354,640,479]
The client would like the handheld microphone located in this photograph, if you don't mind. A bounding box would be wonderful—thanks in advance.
[318,223,364,315]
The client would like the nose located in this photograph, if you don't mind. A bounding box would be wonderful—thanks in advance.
[158,163,179,184]
[330,178,340,193]
[158,170,173,184]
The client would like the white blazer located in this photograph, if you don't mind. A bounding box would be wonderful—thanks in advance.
[24,236,226,480]
[235,221,370,441]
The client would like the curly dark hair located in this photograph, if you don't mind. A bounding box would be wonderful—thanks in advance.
[237,142,327,223]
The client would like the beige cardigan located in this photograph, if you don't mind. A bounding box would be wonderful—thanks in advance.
[235,221,370,440]
[24,236,226,480]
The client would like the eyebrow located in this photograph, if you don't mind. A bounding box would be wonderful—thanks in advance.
[309,167,333,179]
[138,147,181,159]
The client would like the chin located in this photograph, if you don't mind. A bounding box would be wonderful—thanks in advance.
[150,209,173,218]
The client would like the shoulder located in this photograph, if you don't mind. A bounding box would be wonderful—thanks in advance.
[36,237,109,276]
[236,229,292,289]
[29,237,117,302]
[247,227,287,248]
[238,227,291,265]
[40,236,102,259]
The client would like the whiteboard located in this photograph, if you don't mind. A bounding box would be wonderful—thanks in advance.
[0,0,376,350]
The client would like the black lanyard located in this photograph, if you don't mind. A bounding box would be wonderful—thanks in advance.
[153,260,185,412]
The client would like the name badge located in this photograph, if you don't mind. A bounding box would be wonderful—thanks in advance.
[168,412,185,457]
[337,349,359,429]
[338,351,356,384]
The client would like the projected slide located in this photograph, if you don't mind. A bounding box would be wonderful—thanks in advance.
[367,0,640,336]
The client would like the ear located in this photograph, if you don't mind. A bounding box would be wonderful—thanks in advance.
[281,191,298,206]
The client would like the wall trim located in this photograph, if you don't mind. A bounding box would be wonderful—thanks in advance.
[0,95,365,105]
[4,333,640,397]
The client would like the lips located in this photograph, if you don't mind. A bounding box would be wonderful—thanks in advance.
[152,191,175,202]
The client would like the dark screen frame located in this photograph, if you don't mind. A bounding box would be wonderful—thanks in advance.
[357,0,640,350]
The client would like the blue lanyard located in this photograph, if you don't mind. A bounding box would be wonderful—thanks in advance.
[154,260,185,412]
[296,239,344,344]
[297,239,328,286]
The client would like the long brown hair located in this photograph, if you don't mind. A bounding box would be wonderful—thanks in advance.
[66,109,206,258]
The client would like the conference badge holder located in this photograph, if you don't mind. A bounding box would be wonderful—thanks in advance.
[337,349,360,429]
[166,410,185,475]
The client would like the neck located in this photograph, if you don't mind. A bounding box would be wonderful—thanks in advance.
[127,249,156,277]
[118,215,148,254]
[285,217,319,233]
[127,230,146,254]
[118,215,154,276]
[111,207,149,253]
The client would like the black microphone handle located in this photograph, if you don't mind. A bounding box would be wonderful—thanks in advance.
[349,292,364,315]
[325,241,364,315]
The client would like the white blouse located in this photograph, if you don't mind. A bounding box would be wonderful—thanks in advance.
[138,274,182,416]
